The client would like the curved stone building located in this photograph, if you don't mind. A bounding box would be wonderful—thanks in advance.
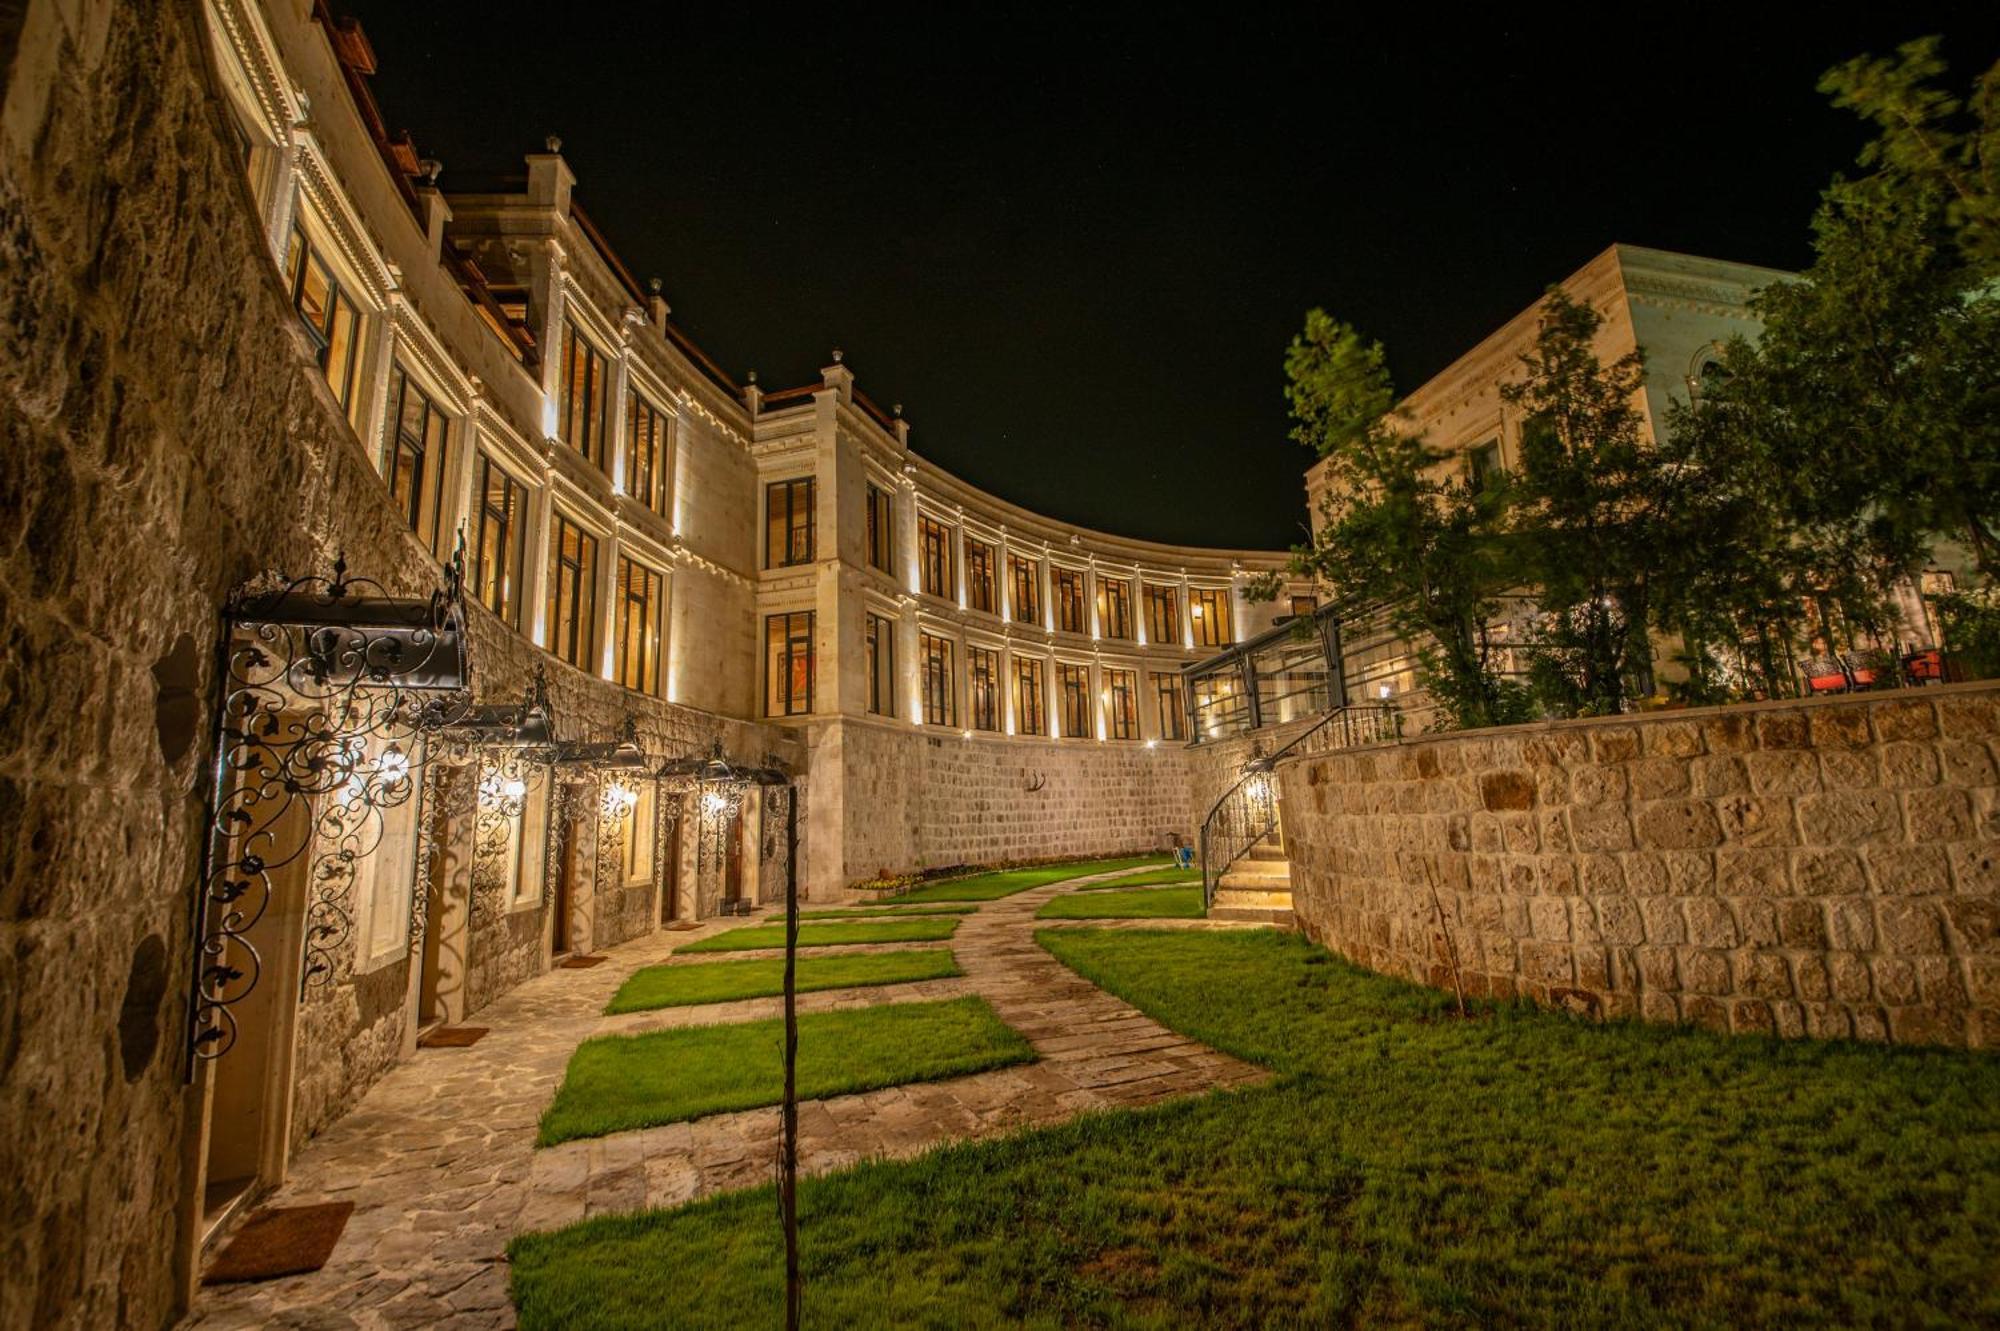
[0,3,1298,1322]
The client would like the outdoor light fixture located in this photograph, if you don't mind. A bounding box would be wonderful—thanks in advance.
[187,551,473,1071]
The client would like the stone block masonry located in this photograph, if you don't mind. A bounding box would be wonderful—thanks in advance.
[1277,685,2000,1049]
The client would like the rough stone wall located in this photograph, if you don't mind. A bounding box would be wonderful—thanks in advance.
[818,719,1192,888]
[0,4,795,1324]
[1278,685,2000,1048]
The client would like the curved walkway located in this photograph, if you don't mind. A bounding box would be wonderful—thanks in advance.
[186,869,1268,1329]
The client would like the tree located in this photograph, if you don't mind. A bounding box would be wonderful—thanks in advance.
[1267,310,1525,729]
[1745,39,2000,582]
[1500,290,1673,715]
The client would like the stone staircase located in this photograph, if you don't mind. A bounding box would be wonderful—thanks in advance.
[1210,832,1296,928]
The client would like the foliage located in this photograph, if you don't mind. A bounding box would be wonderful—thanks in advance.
[513,929,2000,1327]
[536,996,1033,1146]
[675,917,959,953]
[1034,885,1205,919]
[604,950,961,1014]
[1936,585,2000,678]
[1500,290,1671,714]
[1276,310,1527,729]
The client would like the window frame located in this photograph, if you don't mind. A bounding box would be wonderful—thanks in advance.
[865,483,894,573]
[1008,554,1041,625]
[282,221,364,419]
[1057,662,1091,739]
[920,631,956,727]
[1096,576,1133,640]
[385,362,450,555]
[626,389,671,515]
[1105,667,1139,740]
[967,645,1001,731]
[766,476,816,568]
[1144,583,1180,646]
[544,512,599,671]
[919,516,955,600]
[765,611,816,717]
[559,322,612,468]
[1150,672,1187,742]
[1053,566,1087,635]
[865,611,895,717]
[615,557,666,696]
[1191,587,1233,648]
[1012,656,1046,737]
[965,538,997,614]
[469,449,527,630]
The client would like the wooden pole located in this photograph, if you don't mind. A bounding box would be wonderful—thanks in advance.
[781,783,801,1330]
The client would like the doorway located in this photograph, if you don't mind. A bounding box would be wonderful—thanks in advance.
[723,810,745,910]
[550,799,578,958]
[195,777,310,1239]
[660,803,682,925]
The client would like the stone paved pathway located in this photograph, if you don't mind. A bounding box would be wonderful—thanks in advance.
[185,869,1268,1329]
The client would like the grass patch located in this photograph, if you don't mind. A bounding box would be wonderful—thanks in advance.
[677,918,958,953]
[1075,866,1201,891]
[1036,886,1205,919]
[789,904,978,920]
[879,855,1171,903]
[605,950,962,1014]
[537,995,1033,1146]
[514,927,2000,1328]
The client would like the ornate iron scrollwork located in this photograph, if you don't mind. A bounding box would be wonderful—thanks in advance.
[186,553,472,1072]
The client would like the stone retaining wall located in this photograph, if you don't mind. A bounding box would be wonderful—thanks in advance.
[810,718,1193,891]
[1277,686,2000,1049]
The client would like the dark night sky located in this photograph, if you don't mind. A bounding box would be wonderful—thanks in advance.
[342,4,1998,551]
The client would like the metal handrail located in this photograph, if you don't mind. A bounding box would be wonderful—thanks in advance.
[1198,702,1399,908]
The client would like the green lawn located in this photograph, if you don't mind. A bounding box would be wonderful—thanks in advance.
[876,855,1172,903]
[537,995,1033,1146]
[1036,886,1205,919]
[513,928,2000,1328]
[1075,866,1201,891]
[605,950,962,1014]
[677,918,959,953]
[787,904,979,920]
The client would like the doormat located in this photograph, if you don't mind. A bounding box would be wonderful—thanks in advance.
[203,1201,354,1284]
[666,921,702,932]
[418,1026,488,1048]
[559,954,608,968]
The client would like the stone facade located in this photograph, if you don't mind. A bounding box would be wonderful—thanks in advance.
[1277,685,2000,1049]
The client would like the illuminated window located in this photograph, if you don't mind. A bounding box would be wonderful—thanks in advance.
[1105,668,1138,740]
[866,612,895,716]
[1008,555,1041,624]
[1058,663,1091,738]
[966,539,996,613]
[385,364,448,554]
[920,632,955,726]
[866,483,894,573]
[919,517,955,599]
[616,558,665,696]
[765,611,814,716]
[1012,657,1046,735]
[469,450,525,629]
[1144,584,1179,644]
[1150,672,1186,741]
[1097,577,1133,640]
[558,323,612,468]
[627,391,670,514]
[282,223,363,419]
[968,646,1001,731]
[544,514,598,670]
[1191,587,1233,648]
[1053,568,1087,634]
[1468,440,1503,493]
[766,477,815,567]
[1290,593,1319,619]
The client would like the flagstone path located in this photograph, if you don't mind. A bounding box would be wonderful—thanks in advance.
[185,869,1270,1329]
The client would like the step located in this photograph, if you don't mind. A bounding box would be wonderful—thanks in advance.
[1213,886,1293,911]
[1218,863,1291,892]
[1209,904,1296,928]
[1247,841,1287,862]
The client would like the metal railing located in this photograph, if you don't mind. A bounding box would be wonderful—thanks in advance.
[1198,702,1399,909]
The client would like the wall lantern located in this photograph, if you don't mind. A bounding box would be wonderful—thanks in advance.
[186,553,473,1072]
